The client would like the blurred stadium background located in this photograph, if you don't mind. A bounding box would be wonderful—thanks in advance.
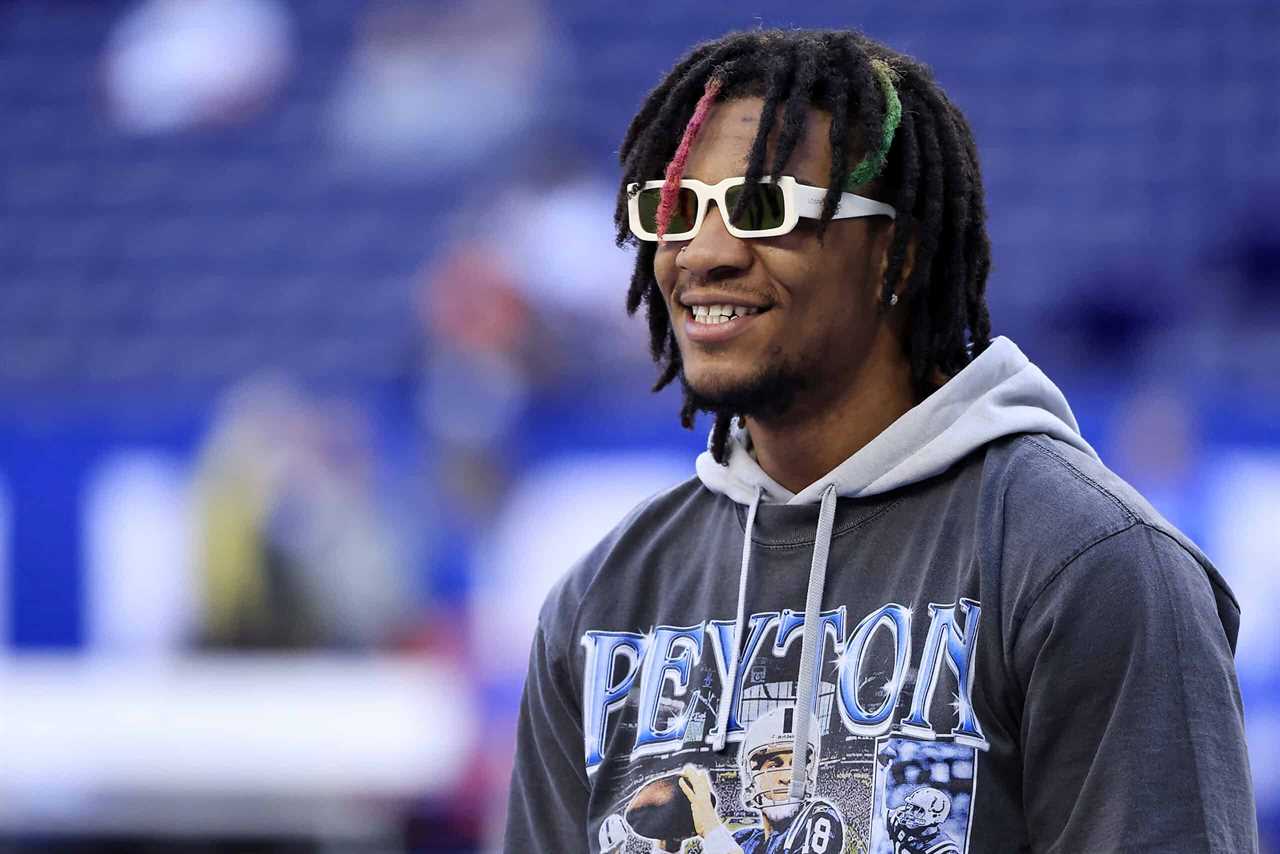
[0,0,1277,851]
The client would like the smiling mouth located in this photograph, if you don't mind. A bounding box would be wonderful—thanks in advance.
[678,302,773,344]
[689,303,764,324]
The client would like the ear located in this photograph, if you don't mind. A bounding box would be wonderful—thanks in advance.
[876,220,919,301]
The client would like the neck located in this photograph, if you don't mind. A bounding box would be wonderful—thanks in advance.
[745,337,914,495]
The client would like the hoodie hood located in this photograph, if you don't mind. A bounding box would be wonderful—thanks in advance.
[696,336,1098,505]
[695,336,1099,799]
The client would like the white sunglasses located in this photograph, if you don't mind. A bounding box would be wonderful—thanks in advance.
[626,175,896,241]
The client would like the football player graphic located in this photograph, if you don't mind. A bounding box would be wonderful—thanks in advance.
[885,786,961,854]
[676,706,847,854]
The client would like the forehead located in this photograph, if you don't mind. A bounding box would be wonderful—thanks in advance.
[680,96,835,186]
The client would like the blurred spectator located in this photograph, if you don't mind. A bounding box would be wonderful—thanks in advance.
[414,243,546,515]
[102,0,293,134]
[1108,386,1202,536]
[490,134,636,319]
[327,0,552,176]
[194,376,411,649]
[483,131,652,384]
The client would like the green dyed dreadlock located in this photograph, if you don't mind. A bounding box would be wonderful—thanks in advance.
[845,59,900,188]
[614,29,993,463]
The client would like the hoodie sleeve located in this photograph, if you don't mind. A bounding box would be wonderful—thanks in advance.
[504,619,590,853]
[1012,522,1257,853]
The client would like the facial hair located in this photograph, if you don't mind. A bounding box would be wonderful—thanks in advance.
[678,348,817,422]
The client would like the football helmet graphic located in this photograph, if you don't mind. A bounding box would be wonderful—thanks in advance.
[598,813,629,852]
[900,786,951,829]
[738,705,820,823]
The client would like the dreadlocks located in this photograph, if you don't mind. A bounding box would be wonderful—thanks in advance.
[613,29,993,463]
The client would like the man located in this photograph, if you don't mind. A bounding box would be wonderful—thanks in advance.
[886,787,959,854]
[505,28,1256,853]
[692,705,847,853]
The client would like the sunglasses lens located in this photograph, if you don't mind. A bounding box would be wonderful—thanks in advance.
[636,186,699,236]
[725,183,787,232]
[670,188,698,235]
[635,188,661,234]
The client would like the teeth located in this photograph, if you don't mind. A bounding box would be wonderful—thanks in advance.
[690,303,761,324]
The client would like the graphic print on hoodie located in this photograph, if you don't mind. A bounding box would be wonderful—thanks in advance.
[507,338,1255,854]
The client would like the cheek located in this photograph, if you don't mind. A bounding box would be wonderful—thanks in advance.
[809,252,880,322]
[652,246,679,297]
[756,242,858,312]
[769,260,860,326]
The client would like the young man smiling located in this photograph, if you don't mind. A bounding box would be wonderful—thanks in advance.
[506,29,1256,853]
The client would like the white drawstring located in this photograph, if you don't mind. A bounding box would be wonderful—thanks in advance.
[712,478,837,804]
[712,484,762,752]
[789,483,838,799]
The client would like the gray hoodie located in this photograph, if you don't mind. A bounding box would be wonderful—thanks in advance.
[506,337,1256,853]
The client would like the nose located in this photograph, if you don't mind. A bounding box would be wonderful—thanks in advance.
[675,201,753,282]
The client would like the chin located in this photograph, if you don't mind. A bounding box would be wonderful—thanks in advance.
[679,358,809,420]
[681,364,757,403]
[761,801,802,826]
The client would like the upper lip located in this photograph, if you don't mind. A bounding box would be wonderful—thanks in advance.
[676,290,771,310]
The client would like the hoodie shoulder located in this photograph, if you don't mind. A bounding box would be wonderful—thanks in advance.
[985,433,1239,625]
[999,433,1180,540]
[536,475,709,651]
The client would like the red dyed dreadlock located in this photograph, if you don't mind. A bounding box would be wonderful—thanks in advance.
[655,77,722,238]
